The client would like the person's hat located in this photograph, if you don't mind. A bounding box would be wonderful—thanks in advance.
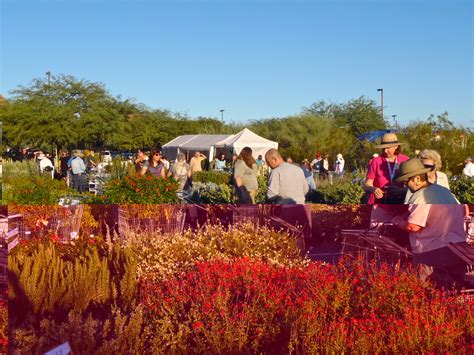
[72,149,84,157]
[393,158,434,183]
[374,133,405,149]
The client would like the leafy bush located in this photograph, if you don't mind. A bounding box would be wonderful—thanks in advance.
[11,306,146,354]
[140,258,474,353]
[4,175,75,205]
[97,174,179,204]
[192,171,231,185]
[314,180,365,204]
[255,171,269,203]
[192,182,234,204]
[3,160,75,205]
[450,175,474,204]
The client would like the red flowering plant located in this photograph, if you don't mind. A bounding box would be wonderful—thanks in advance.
[0,296,7,354]
[92,174,179,204]
[139,257,474,353]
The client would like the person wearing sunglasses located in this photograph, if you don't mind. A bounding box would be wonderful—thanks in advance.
[140,149,165,178]
[404,149,450,203]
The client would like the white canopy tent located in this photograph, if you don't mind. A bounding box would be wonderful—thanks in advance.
[161,134,231,161]
[214,128,278,159]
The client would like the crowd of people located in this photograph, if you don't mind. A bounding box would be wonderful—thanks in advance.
[8,137,473,202]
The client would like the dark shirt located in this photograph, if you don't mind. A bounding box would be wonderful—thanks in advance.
[60,156,70,175]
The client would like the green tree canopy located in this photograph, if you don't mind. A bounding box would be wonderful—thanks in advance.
[1,74,125,151]
[302,97,387,137]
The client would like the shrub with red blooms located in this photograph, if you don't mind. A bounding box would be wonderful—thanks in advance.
[140,258,474,353]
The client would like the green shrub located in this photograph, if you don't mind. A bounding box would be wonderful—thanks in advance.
[450,175,473,203]
[11,306,146,354]
[314,180,365,204]
[192,182,234,204]
[4,175,75,205]
[192,170,231,185]
[3,160,75,205]
[96,174,179,204]
[255,171,269,203]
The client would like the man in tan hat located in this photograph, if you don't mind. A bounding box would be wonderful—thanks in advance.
[363,132,409,204]
[391,158,466,289]
[394,158,458,204]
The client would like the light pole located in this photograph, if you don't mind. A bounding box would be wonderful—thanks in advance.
[392,114,397,128]
[220,109,225,122]
[377,88,384,121]
[46,71,51,85]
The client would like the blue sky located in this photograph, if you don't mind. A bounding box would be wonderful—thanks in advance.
[1,0,473,127]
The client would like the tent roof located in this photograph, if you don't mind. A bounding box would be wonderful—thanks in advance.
[162,134,231,150]
[215,128,277,147]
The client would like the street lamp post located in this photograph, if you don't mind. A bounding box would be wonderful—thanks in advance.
[220,109,225,122]
[46,71,51,85]
[377,88,384,121]
[392,114,397,128]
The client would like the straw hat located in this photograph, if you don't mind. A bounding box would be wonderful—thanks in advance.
[393,158,434,183]
[374,133,405,149]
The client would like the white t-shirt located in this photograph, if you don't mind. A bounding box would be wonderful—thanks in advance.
[404,172,450,203]
[39,157,54,178]
[406,204,466,253]
[406,183,458,204]
[463,161,474,177]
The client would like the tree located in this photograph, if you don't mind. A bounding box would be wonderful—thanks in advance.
[403,112,473,174]
[1,75,126,151]
[302,97,387,137]
[249,114,357,166]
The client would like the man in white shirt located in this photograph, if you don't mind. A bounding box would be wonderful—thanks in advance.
[391,158,467,289]
[463,157,474,177]
[38,153,54,178]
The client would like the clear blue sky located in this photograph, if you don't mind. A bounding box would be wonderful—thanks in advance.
[1,0,473,127]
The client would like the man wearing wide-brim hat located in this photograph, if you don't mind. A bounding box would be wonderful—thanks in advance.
[393,158,458,204]
[363,132,410,205]
[391,158,466,289]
